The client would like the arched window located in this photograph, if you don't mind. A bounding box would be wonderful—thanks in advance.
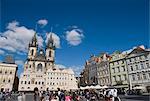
[49,51,51,57]
[31,49,34,55]
[8,79,10,83]
[37,63,42,72]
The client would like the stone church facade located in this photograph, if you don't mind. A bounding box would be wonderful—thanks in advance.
[18,33,77,91]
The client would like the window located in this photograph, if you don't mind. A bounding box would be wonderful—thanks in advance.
[25,81,27,84]
[3,79,5,83]
[35,82,37,84]
[137,74,140,80]
[123,74,127,80]
[42,82,44,85]
[0,71,2,74]
[28,81,30,84]
[122,66,125,71]
[37,63,42,71]
[49,51,51,57]
[146,63,149,68]
[8,79,10,83]
[29,65,31,68]
[117,67,120,72]
[31,49,34,55]
[131,66,133,71]
[141,64,144,69]
[5,71,7,74]
[112,68,115,73]
[132,75,135,81]
[39,82,40,85]
[21,81,23,84]
[10,71,12,74]
[135,65,138,70]
[27,87,30,89]
[113,76,116,81]
[143,74,147,80]
[118,75,121,81]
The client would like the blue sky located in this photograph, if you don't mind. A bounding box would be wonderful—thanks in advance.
[0,0,149,76]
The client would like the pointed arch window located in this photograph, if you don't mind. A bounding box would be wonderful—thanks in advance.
[31,49,34,55]
[37,63,42,72]
[49,51,51,57]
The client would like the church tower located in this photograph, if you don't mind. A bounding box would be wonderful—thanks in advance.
[46,33,55,68]
[28,33,38,60]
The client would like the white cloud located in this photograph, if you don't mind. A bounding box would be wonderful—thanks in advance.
[55,64,67,69]
[0,49,5,55]
[7,21,19,30]
[55,64,82,76]
[69,65,83,76]
[66,29,84,46]
[15,60,24,66]
[45,32,60,48]
[37,19,48,26]
[0,21,43,54]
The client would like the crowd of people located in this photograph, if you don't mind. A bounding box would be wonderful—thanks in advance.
[32,87,121,101]
[0,87,121,101]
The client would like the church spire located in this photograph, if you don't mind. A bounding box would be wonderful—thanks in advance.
[29,33,38,47]
[47,33,55,49]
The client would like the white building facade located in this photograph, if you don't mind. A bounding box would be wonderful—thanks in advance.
[0,61,17,92]
[126,46,150,91]
[19,33,77,91]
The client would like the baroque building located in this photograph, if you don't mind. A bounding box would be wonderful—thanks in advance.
[126,46,150,91]
[87,55,99,85]
[109,51,129,92]
[0,56,18,92]
[97,53,111,86]
[18,33,77,91]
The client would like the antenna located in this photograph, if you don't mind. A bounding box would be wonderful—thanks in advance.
[50,27,53,34]
[35,23,38,32]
